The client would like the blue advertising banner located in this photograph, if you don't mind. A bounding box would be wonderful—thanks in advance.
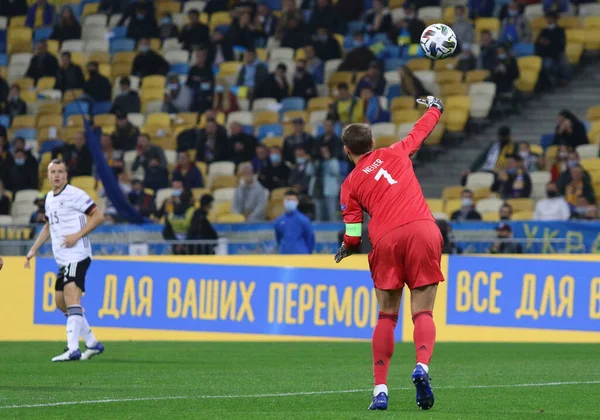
[446,256,600,332]
[33,258,398,340]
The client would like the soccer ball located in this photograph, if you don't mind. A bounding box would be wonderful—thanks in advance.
[420,24,457,60]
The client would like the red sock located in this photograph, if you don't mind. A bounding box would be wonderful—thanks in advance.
[412,311,436,365]
[372,311,398,385]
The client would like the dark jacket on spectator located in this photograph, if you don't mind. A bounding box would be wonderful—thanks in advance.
[8,162,38,194]
[364,10,392,34]
[127,13,159,41]
[53,144,93,177]
[50,21,81,43]
[128,189,156,217]
[259,162,290,191]
[208,38,234,64]
[111,91,141,115]
[281,26,308,50]
[143,165,169,191]
[6,97,27,121]
[55,63,85,92]
[0,193,9,215]
[0,0,28,18]
[132,51,170,78]
[315,132,344,160]
[186,208,218,255]
[338,46,377,72]
[309,5,346,34]
[492,56,520,94]
[191,127,230,162]
[535,26,566,58]
[236,61,269,89]
[229,132,258,164]
[404,16,427,44]
[98,0,128,15]
[186,64,214,89]
[283,133,315,163]
[84,72,112,102]
[226,22,258,50]
[0,77,8,113]
[25,53,59,83]
[172,163,204,189]
[492,171,532,199]
[255,74,289,101]
[292,72,317,102]
[179,23,210,52]
[312,37,343,62]
[132,146,167,171]
[451,208,482,221]
[111,122,140,151]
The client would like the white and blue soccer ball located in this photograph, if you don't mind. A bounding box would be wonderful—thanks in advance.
[420,23,457,60]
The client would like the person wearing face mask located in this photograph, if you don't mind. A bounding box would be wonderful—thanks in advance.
[498,203,513,221]
[274,189,315,254]
[6,84,27,121]
[291,60,317,103]
[570,195,599,221]
[533,181,570,221]
[131,38,170,78]
[491,45,520,95]
[535,11,569,87]
[302,45,324,84]
[127,179,156,218]
[338,32,377,72]
[7,149,38,195]
[556,150,592,192]
[162,73,193,113]
[311,27,343,62]
[562,164,595,206]
[255,63,290,102]
[281,16,308,50]
[111,77,141,115]
[451,5,474,52]
[283,119,314,164]
[259,146,291,191]
[126,3,159,42]
[552,110,588,149]
[162,189,195,255]
[187,194,219,255]
[232,163,268,222]
[499,1,531,44]
[288,147,311,195]
[450,189,482,221]
[55,51,85,93]
[83,61,112,103]
[179,9,210,52]
[489,223,523,254]
[492,155,532,199]
[158,12,179,40]
[517,142,544,173]
[462,126,517,184]
[111,111,141,152]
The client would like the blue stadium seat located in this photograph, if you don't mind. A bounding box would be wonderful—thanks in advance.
[242,125,254,135]
[233,45,247,56]
[12,128,37,140]
[0,115,10,129]
[92,101,112,116]
[384,58,407,72]
[378,45,402,60]
[513,43,535,57]
[0,53,7,66]
[257,124,283,140]
[280,97,305,114]
[348,20,365,34]
[111,26,128,39]
[40,140,65,154]
[264,0,282,10]
[386,84,402,102]
[540,133,554,150]
[372,33,390,45]
[110,38,135,54]
[64,101,90,119]
[34,27,53,43]
[170,63,190,75]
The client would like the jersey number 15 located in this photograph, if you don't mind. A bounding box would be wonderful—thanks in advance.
[48,211,60,225]
[374,168,398,185]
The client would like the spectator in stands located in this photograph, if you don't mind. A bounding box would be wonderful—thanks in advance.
[462,126,516,183]
[518,142,544,173]
[311,26,343,62]
[292,60,317,102]
[101,133,124,177]
[557,150,591,190]
[163,73,193,113]
[0,137,12,188]
[7,149,37,194]
[172,151,204,189]
[457,44,477,72]
[491,44,520,95]
[281,15,308,50]
[0,181,10,215]
[193,118,230,162]
[452,5,474,52]
[126,2,159,41]
[478,30,497,71]
[571,196,599,220]
[339,32,377,71]
[163,189,196,254]
[233,162,268,222]
[549,144,571,181]
[132,133,167,172]
[128,179,156,218]
[288,147,311,194]
[132,38,170,78]
[229,11,262,50]
[399,66,430,98]
[309,0,346,34]
[303,45,324,84]
[50,6,81,44]
[355,61,386,97]
[187,48,214,91]
[255,3,278,40]
[0,76,8,114]
[236,50,269,97]
[187,194,219,255]
[535,11,569,87]
[306,145,340,221]
[500,1,531,44]
[255,63,290,101]
[25,41,59,83]
[253,144,270,174]
[53,131,92,177]
[469,0,495,18]
[552,110,588,149]
[364,0,392,35]
[157,180,183,218]
[158,12,179,40]
[229,122,258,164]
[213,81,240,115]
[499,203,513,221]
[111,111,140,152]
[55,52,85,92]
[493,154,532,199]
[179,9,210,52]
[274,189,315,254]
[315,118,343,160]
[98,0,127,16]
[6,84,27,121]
[208,28,234,66]
[259,146,290,191]
[12,137,35,166]
[330,83,363,125]
[142,156,169,192]
[111,77,141,115]
[362,87,389,124]
[489,223,523,254]
[563,164,595,206]
[25,0,54,28]
[84,61,112,103]
[283,119,314,164]
[398,3,426,45]
[30,194,46,224]
[533,181,570,220]
[451,189,482,221]
[0,0,28,18]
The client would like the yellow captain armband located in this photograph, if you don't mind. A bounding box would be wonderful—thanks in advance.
[345,223,362,237]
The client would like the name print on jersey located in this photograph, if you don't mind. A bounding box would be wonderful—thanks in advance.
[362,159,384,174]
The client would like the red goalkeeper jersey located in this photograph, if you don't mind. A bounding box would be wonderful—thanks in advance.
[340,108,442,249]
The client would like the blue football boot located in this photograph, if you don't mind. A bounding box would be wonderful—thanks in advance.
[51,348,81,362]
[368,392,388,410]
[412,365,434,410]
[81,342,105,360]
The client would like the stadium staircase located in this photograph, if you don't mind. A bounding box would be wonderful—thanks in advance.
[416,64,600,198]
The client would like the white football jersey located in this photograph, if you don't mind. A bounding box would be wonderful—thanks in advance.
[45,184,96,266]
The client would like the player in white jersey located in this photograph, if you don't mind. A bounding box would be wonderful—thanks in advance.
[25,159,105,362]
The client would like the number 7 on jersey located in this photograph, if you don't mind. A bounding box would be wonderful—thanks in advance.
[374,168,398,185]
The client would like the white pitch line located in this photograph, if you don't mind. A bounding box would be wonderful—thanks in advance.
[1,380,599,410]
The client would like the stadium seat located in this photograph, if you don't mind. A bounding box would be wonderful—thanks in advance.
[442,185,464,201]
[426,199,444,213]
[209,175,238,190]
[524,4,544,20]
[436,70,463,84]
[464,69,490,84]
[566,29,584,45]
[507,198,534,213]
[512,211,534,221]
[257,124,283,140]
[371,123,396,137]
[110,38,136,53]
[11,115,36,130]
[392,109,420,124]
[584,17,600,29]
[253,111,279,126]
[433,57,458,72]
[441,110,469,132]
[515,70,539,93]
[252,98,279,112]
[218,61,242,76]
[444,199,462,217]
[530,171,552,199]
[512,43,535,57]
[270,47,294,61]
[374,135,396,149]
[213,187,235,203]
[446,96,472,114]
[475,197,503,214]
[307,97,331,112]
[440,83,468,97]
[584,30,600,51]
[281,110,307,123]
[576,144,599,159]
[262,136,283,148]
[475,17,500,40]
[227,111,253,127]
[466,172,494,190]
[280,97,306,114]
[390,96,415,112]
[580,158,600,172]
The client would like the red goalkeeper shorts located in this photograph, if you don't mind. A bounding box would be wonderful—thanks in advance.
[368,219,445,290]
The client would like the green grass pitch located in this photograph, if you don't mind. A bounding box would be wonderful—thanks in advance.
[0,342,599,419]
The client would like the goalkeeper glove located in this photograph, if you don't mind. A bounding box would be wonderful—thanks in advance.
[334,243,352,264]
[416,95,444,114]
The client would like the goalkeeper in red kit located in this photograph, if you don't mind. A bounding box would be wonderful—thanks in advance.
[334,96,445,411]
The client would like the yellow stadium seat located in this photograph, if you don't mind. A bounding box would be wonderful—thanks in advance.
[7,38,31,54]
[374,135,397,149]
[566,43,584,65]
[517,56,542,73]
[37,127,63,142]
[36,76,56,91]
[566,29,584,44]
[390,96,415,112]
[580,158,600,172]
[482,212,499,222]
[140,89,164,101]
[174,113,198,126]
[198,112,226,128]
[475,17,500,40]
[12,77,34,90]
[88,51,111,65]
[406,58,431,72]
[191,187,211,201]
[442,185,463,201]
[8,26,31,42]
[267,202,285,220]
[156,1,181,17]
[433,57,458,72]
[0,67,6,80]
[151,135,176,150]
[37,114,63,129]
[465,69,490,84]
[282,110,307,123]
[307,97,332,112]
[446,95,472,113]
[442,110,469,132]
[256,48,268,61]
[514,70,539,93]
[46,39,59,54]
[112,52,136,64]
[71,176,96,190]
[392,109,421,124]
[63,89,83,104]
[328,71,353,87]
[195,162,207,179]
[67,51,85,67]
[444,199,462,217]
[587,106,600,122]
[94,114,116,127]
[584,30,600,51]
[295,48,306,61]
[440,83,468,97]
[142,75,166,89]
[210,11,232,29]
[472,187,495,201]
[111,63,132,78]
[442,6,455,24]
[254,111,279,126]
[82,3,98,17]
[436,70,463,84]
[219,61,242,76]
[208,201,232,222]
[512,211,534,221]
[38,102,62,116]
[19,90,36,104]
[427,199,444,213]
[210,175,238,190]
[270,187,288,202]
[262,136,284,149]
[11,115,36,130]
[584,17,600,29]
[424,124,445,146]
[9,16,27,27]
[66,115,87,128]
[146,113,171,126]
[216,213,246,223]
[507,198,534,213]
[559,16,580,29]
